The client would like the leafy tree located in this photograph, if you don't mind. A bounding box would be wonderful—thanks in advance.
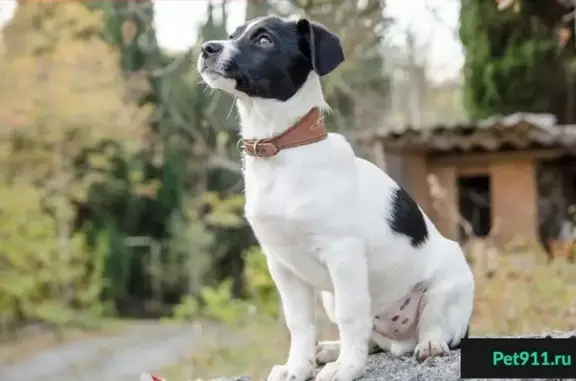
[460,0,576,123]
[84,0,251,306]
[0,1,148,327]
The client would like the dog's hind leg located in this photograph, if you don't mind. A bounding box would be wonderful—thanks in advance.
[414,277,473,362]
[317,292,380,365]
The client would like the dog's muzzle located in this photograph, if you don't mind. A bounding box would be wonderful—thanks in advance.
[201,41,223,59]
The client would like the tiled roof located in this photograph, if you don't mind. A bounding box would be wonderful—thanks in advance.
[352,113,576,153]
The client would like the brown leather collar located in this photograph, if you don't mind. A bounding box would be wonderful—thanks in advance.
[240,107,327,158]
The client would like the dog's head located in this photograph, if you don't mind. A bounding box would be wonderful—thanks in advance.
[197,16,344,101]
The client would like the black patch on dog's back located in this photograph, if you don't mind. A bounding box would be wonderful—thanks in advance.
[388,187,429,248]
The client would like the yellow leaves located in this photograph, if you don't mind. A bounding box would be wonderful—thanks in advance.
[470,242,576,335]
[134,179,161,198]
[0,3,150,151]
[243,246,279,318]
[0,1,141,327]
[0,184,105,324]
[87,152,113,172]
[0,0,151,203]
[201,192,245,228]
[2,1,106,56]
[129,169,145,184]
[215,131,230,156]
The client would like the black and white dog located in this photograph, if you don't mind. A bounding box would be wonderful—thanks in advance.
[198,16,474,381]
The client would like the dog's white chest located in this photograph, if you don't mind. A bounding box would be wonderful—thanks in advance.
[243,158,335,290]
[248,214,334,291]
[243,157,323,223]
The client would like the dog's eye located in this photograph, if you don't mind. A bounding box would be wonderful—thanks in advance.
[256,35,272,47]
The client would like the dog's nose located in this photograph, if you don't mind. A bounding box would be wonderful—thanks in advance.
[201,41,223,57]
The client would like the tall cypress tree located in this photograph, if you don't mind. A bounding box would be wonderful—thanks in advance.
[460,0,576,123]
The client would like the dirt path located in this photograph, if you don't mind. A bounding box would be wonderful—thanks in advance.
[1,322,200,381]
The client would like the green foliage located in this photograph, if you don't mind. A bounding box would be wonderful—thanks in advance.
[202,192,245,229]
[170,295,200,322]
[199,279,250,325]
[459,0,576,123]
[0,1,151,329]
[169,245,279,326]
[163,198,215,297]
[76,0,253,313]
[171,278,250,326]
[243,246,279,318]
[0,185,106,331]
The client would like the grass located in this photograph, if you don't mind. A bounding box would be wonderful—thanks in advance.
[161,243,576,381]
[465,239,576,335]
[0,317,138,366]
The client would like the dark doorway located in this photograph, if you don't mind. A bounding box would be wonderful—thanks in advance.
[458,175,492,239]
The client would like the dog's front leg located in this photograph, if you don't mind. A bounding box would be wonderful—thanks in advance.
[266,255,316,381]
[316,238,371,381]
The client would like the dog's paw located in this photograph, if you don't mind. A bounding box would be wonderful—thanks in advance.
[414,339,450,362]
[267,363,314,381]
[315,361,366,381]
[316,341,340,365]
[389,339,417,357]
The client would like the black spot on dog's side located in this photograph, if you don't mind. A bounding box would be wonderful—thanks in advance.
[391,315,399,322]
[387,186,429,248]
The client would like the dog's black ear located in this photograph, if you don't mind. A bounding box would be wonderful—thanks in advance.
[296,18,344,76]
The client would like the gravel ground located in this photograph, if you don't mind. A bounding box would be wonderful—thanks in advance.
[213,331,576,381]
